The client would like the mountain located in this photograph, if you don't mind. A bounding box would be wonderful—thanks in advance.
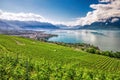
[0,20,22,30]
[76,17,120,30]
[0,19,59,30]
[1,17,120,30]
[55,24,71,29]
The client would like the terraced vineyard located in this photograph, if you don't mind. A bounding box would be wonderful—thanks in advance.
[0,34,120,79]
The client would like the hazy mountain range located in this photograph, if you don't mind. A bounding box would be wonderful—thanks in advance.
[75,17,120,30]
[0,19,59,30]
[0,17,120,31]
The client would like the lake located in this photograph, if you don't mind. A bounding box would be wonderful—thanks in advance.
[46,30,120,52]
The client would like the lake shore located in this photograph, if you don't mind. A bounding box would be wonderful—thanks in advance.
[0,29,58,41]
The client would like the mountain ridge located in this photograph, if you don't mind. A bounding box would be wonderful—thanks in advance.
[0,19,59,30]
[75,17,120,30]
[0,17,120,30]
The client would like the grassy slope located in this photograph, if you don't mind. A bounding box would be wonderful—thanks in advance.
[0,34,120,79]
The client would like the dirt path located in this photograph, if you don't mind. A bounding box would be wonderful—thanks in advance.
[14,40,25,45]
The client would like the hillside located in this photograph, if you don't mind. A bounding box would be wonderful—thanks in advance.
[0,19,59,30]
[0,34,120,79]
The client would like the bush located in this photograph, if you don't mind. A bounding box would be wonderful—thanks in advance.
[86,48,96,54]
[95,50,100,54]
[102,51,111,56]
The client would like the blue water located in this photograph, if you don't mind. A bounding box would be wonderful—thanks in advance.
[46,30,120,51]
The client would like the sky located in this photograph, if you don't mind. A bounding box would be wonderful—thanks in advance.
[0,0,98,22]
[0,0,120,26]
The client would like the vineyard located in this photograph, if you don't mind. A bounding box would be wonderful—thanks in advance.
[0,34,120,80]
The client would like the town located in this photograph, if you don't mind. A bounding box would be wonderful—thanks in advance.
[0,30,57,41]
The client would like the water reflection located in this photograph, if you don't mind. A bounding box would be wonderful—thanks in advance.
[47,30,120,51]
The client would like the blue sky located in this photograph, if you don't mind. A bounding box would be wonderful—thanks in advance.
[0,0,98,22]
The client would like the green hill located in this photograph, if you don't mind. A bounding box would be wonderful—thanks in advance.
[0,34,120,80]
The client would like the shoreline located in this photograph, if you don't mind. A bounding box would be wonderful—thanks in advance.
[0,29,58,41]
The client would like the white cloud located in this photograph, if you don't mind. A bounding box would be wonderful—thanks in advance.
[0,10,46,22]
[73,0,120,26]
[0,0,120,27]
[0,10,70,26]
[99,0,112,3]
[111,18,119,23]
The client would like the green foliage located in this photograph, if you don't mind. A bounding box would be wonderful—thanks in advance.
[0,53,120,80]
[0,34,120,79]
[95,50,100,54]
[102,51,111,56]
[48,41,120,59]
[86,48,96,54]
